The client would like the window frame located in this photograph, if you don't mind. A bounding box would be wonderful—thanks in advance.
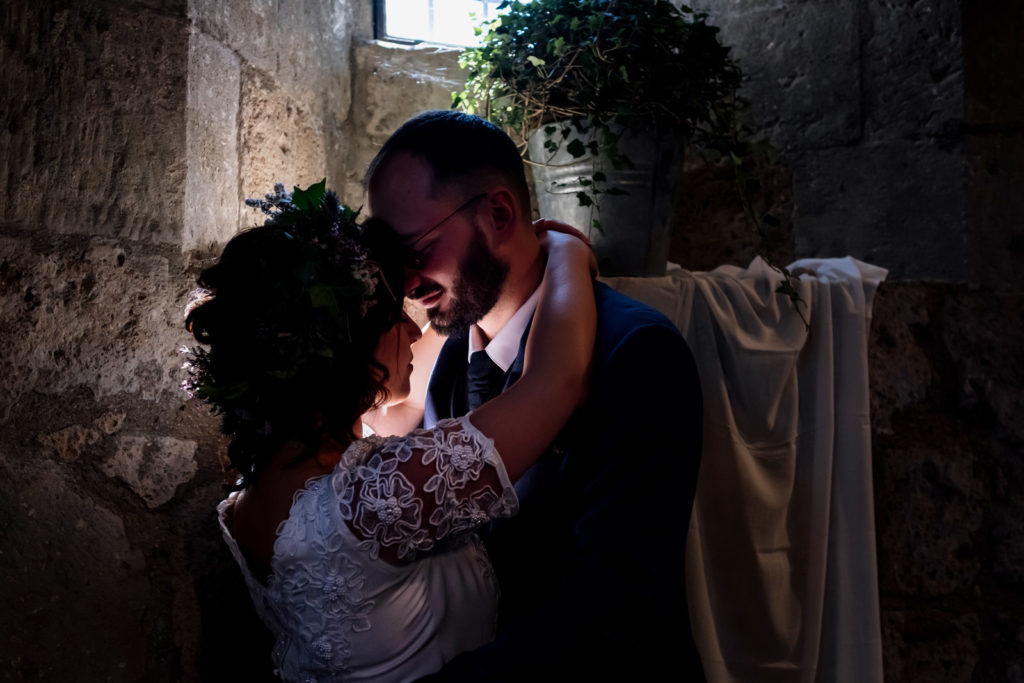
[372,0,508,47]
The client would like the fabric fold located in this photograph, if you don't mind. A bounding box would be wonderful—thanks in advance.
[603,256,886,683]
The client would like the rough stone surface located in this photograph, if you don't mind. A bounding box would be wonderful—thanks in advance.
[0,233,196,415]
[0,0,189,243]
[882,610,981,683]
[866,282,934,435]
[101,435,198,508]
[189,0,353,125]
[862,0,963,143]
[966,132,1024,291]
[707,0,862,152]
[184,27,241,251]
[941,291,1024,443]
[871,283,1024,681]
[790,142,967,280]
[875,413,986,596]
[0,452,149,681]
[341,41,464,203]
[238,67,329,212]
[964,2,1024,130]
[670,156,795,271]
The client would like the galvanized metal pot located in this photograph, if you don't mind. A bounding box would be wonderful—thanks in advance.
[527,123,683,277]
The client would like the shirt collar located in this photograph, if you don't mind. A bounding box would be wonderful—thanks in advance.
[467,285,541,372]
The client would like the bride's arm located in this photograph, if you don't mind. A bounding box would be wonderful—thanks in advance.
[340,229,595,564]
[468,229,597,481]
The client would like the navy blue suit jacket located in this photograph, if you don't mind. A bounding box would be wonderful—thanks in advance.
[422,282,705,681]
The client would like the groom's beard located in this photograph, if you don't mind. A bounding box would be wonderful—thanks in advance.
[426,225,508,338]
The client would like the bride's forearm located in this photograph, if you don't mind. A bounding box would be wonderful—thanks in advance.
[469,231,596,481]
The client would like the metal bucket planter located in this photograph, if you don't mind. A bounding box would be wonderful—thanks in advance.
[527,123,683,277]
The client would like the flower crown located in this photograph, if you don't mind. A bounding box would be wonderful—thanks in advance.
[243,180,396,314]
[181,180,401,462]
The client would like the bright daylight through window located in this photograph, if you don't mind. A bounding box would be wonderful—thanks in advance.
[375,0,528,47]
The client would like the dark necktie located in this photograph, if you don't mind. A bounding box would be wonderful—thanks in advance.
[466,350,505,411]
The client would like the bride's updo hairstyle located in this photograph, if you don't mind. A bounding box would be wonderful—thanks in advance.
[183,182,405,488]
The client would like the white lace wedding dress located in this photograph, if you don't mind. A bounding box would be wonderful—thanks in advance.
[217,416,519,682]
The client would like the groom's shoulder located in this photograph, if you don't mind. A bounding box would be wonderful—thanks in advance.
[593,280,680,343]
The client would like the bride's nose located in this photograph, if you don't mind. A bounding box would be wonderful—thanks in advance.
[403,267,423,298]
[404,315,423,344]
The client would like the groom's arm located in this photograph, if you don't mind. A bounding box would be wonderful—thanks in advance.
[422,322,706,681]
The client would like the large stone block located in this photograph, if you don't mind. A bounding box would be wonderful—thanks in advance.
[238,68,328,213]
[100,435,198,508]
[0,233,195,417]
[342,41,464,202]
[964,1,1024,128]
[874,413,985,596]
[0,452,149,680]
[184,28,241,251]
[707,0,862,151]
[867,282,934,435]
[0,1,188,243]
[862,0,963,143]
[670,156,795,271]
[992,442,1024,586]
[941,290,1024,443]
[790,142,967,279]
[882,610,980,683]
[967,133,1024,290]
[189,0,352,127]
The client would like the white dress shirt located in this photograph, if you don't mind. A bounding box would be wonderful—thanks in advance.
[467,286,541,372]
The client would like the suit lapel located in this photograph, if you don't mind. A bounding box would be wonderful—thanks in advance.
[424,333,469,427]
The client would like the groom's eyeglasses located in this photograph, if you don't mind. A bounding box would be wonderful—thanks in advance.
[404,192,488,267]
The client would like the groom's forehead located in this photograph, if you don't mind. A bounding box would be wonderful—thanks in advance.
[367,154,458,237]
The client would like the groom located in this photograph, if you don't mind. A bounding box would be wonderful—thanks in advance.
[366,110,705,681]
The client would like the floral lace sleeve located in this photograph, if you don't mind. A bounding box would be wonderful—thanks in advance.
[331,416,519,564]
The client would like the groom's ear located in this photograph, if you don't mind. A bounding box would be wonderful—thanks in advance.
[485,187,521,245]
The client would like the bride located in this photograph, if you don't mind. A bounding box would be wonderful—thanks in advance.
[183,182,595,681]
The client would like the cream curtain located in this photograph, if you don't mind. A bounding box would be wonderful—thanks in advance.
[604,257,886,683]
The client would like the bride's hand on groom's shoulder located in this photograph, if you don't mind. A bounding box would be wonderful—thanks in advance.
[533,218,591,247]
[536,223,598,278]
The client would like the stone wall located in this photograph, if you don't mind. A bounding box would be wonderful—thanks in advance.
[0,0,1021,680]
[677,1,1024,680]
[0,0,353,679]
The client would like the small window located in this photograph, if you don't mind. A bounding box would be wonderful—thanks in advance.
[374,0,521,47]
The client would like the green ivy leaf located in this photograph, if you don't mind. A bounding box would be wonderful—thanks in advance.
[309,284,339,314]
[575,191,594,207]
[292,179,326,210]
[526,55,546,68]
[552,36,566,56]
[566,138,587,158]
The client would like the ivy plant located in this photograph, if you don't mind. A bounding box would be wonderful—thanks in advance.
[455,0,806,326]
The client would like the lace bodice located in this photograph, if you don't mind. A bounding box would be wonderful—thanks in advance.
[218,416,519,682]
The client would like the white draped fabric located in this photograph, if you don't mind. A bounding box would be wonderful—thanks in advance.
[603,257,886,683]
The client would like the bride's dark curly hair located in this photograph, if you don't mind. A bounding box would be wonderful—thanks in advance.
[183,182,405,489]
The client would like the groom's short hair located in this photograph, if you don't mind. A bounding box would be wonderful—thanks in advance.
[365,110,530,215]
